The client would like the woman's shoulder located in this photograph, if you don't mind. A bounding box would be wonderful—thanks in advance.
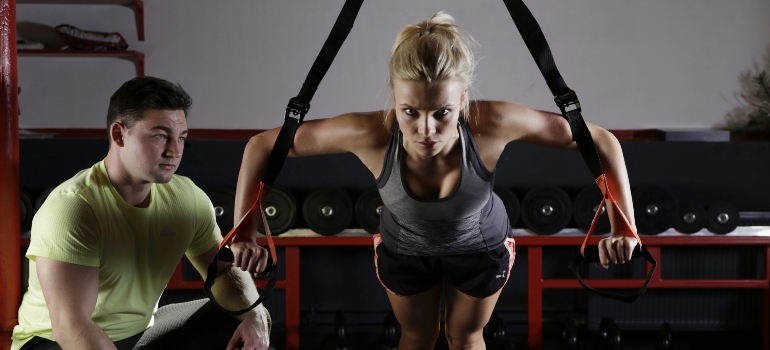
[293,110,393,155]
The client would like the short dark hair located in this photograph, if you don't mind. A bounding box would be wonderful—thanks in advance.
[106,76,192,130]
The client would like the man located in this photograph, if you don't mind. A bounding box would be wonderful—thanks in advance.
[11,76,270,350]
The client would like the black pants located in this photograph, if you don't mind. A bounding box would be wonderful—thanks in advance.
[20,299,241,350]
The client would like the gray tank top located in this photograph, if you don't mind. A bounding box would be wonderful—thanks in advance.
[375,119,512,256]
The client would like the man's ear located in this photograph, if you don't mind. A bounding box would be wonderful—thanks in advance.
[110,122,126,147]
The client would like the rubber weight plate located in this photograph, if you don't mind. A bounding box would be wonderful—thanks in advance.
[521,186,572,235]
[673,201,706,234]
[705,201,739,234]
[355,187,383,234]
[494,187,520,228]
[20,190,34,233]
[206,187,236,235]
[302,187,353,236]
[258,188,298,235]
[632,184,678,235]
[34,186,55,212]
[572,185,610,234]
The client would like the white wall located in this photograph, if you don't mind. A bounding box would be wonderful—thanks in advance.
[16,0,770,130]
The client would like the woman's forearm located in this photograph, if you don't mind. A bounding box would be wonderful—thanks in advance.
[234,132,275,240]
[593,128,637,233]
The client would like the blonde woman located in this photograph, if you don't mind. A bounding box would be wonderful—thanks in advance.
[232,12,637,349]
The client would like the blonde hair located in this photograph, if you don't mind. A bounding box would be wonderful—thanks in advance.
[389,12,477,118]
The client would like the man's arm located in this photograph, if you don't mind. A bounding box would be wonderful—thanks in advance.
[36,257,117,350]
[188,245,270,350]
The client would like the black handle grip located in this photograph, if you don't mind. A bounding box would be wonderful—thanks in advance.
[582,244,642,263]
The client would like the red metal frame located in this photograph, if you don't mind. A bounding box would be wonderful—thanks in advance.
[1,1,21,346]
[157,236,770,349]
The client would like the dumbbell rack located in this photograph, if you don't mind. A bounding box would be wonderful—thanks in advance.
[524,234,770,350]
[21,232,768,349]
[142,232,770,350]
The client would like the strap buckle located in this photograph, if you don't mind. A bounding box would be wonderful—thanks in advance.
[554,90,581,115]
[285,97,311,124]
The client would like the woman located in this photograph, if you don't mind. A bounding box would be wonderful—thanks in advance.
[231,12,637,349]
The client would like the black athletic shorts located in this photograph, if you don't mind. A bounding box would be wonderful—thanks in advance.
[373,234,516,298]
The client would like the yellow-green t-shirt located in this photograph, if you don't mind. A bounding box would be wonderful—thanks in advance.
[11,160,220,350]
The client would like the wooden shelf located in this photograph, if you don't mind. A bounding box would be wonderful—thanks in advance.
[16,0,144,41]
[17,49,144,76]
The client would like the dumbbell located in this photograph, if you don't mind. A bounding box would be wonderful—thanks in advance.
[557,318,583,350]
[321,311,348,350]
[206,187,236,234]
[521,186,572,235]
[673,201,706,234]
[632,184,678,235]
[355,187,383,234]
[302,187,353,236]
[381,311,400,350]
[20,189,34,233]
[34,186,55,212]
[705,202,739,234]
[494,187,521,228]
[572,185,610,234]
[484,313,518,350]
[258,187,298,235]
[597,317,621,350]
[656,323,673,350]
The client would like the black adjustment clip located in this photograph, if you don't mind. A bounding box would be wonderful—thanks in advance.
[554,90,581,115]
[285,97,311,124]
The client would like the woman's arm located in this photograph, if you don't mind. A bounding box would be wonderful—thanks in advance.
[474,101,637,266]
[230,112,390,273]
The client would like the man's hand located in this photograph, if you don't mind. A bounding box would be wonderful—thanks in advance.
[230,240,270,275]
[596,234,638,268]
[227,308,271,350]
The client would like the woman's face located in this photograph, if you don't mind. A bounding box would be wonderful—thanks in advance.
[392,78,466,158]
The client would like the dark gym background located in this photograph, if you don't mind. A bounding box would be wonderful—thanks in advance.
[17,137,769,349]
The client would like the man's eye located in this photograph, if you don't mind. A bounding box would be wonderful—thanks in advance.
[178,137,186,142]
[155,134,168,139]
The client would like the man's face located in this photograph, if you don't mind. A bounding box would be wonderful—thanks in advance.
[120,109,188,184]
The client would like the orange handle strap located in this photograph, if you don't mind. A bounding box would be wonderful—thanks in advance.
[220,182,277,266]
[579,174,641,255]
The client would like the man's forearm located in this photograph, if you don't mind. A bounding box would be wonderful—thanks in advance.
[211,264,271,332]
[53,319,117,350]
[211,263,263,315]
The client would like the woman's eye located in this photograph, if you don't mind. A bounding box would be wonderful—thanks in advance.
[403,108,416,115]
[435,109,450,117]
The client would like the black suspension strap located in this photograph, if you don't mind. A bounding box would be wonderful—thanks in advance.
[204,0,365,316]
[501,0,656,303]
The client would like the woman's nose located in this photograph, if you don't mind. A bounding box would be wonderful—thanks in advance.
[418,115,435,136]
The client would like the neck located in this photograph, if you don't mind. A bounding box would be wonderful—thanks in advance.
[104,149,152,207]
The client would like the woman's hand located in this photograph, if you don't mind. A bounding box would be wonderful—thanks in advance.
[229,239,270,275]
[596,234,638,268]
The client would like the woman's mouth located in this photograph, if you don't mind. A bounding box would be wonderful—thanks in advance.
[418,141,437,149]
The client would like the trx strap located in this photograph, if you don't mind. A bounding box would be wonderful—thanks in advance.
[501,0,656,303]
[204,0,365,316]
